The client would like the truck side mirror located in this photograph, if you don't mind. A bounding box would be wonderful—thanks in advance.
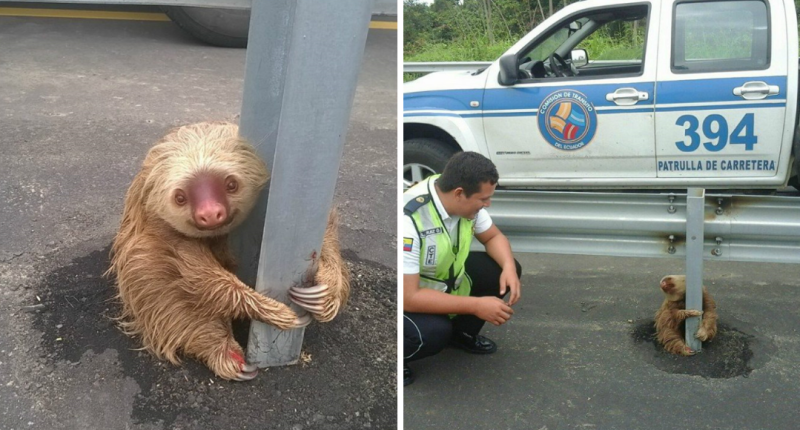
[498,54,519,86]
[571,48,588,67]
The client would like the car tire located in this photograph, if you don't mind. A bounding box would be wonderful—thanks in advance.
[404,138,459,189]
[162,7,250,48]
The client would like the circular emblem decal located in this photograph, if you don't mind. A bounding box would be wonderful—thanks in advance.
[416,197,425,203]
[537,90,597,151]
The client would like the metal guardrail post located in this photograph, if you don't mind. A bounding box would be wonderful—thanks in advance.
[684,188,704,353]
[231,0,372,367]
[486,190,800,263]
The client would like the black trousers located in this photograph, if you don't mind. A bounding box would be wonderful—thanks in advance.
[404,252,522,363]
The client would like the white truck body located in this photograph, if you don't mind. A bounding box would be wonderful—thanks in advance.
[403,0,799,190]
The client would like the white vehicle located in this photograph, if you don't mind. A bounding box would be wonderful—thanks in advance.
[403,0,800,191]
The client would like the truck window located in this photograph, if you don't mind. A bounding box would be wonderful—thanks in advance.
[517,5,649,80]
[578,17,646,62]
[672,0,769,73]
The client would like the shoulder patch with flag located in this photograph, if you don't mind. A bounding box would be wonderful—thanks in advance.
[403,237,413,252]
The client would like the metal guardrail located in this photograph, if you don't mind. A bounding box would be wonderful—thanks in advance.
[7,0,398,15]
[470,186,800,352]
[404,61,492,73]
[484,189,800,264]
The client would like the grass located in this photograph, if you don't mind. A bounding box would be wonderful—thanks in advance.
[404,38,515,62]
[403,29,647,82]
[403,38,513,82]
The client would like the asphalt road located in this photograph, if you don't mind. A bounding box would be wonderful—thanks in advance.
[405,252,800,430]
[0,7,397,430]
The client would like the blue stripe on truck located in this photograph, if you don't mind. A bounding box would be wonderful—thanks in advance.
[656,76,787,104]
[403,76,788,117]
[481,82,655,111]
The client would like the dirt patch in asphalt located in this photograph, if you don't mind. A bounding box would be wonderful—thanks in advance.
[29,244,397,429]
[631,317,774,379]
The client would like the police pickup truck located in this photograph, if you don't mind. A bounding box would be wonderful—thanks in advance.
[403,0,800,191]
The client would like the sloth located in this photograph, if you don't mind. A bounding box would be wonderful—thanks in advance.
[108,121,350,381]
[655,275,717,356]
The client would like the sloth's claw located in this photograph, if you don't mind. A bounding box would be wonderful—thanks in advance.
[227,350,259,381]
[302,304,326,313]
[233,370,258,381]
[290,284,328,295]
[290,296,326,314]
[289,294,326,305]
[695,328,709,341]
[240,362,258,373]
[290,289,328,300]
[290,284,330,315]
[294,312,313,328]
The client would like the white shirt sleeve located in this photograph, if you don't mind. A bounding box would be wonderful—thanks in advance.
[473,208,493,234]
[402,215,421,274]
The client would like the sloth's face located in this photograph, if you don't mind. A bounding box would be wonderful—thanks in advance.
[145,128,269,239]
[660,275,686,301]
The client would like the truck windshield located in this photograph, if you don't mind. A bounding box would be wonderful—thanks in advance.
[528,27,571,62]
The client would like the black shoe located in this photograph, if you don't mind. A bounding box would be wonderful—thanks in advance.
[404,365,415,386]
[450,332,497,354]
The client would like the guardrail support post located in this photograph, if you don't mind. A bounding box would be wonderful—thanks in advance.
[685,188,705,353]
[231,0,372,367]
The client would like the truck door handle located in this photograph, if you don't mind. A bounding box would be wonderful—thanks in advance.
[733,81,779,100]
[605,88,649,106]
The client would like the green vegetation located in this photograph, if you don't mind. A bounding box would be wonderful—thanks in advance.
[403,0,647,83]
[404,0,800,72]
[404,0,560,62]
[405,38,514,62]
[578,23,645,61]
[404,0,572,81]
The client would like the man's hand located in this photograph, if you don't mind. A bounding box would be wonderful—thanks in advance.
[499,266,521,306]
[473,296,514,326]
[476,224,521,306]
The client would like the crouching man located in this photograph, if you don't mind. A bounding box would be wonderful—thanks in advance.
[403,151,522,386]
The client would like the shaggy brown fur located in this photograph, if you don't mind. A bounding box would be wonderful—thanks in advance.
[655,275,718,356]
[108,121,350,381]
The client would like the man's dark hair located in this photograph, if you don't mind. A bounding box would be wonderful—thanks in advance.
[437,151,499,197]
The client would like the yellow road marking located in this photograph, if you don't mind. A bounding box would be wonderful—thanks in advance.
[0,7,170,21]
[369,21,397,30]
[0,7,398,29]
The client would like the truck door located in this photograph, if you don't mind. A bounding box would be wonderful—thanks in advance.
[481,1,660,185]
[654,0,788,180]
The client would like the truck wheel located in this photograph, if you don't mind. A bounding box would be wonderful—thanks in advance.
[404,138,458,190]
[162,7,250,48]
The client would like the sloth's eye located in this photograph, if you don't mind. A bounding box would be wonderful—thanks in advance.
[226,177,239,193]
[174,191,187,206]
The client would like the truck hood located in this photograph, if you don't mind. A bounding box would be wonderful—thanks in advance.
[404,68,489,94]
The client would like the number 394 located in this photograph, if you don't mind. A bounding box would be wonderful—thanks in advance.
[675,113,757,152]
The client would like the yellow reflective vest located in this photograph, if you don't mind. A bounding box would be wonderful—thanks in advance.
[403,175,473,297]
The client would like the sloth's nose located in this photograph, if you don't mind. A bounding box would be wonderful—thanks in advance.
[194,202,227,229]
